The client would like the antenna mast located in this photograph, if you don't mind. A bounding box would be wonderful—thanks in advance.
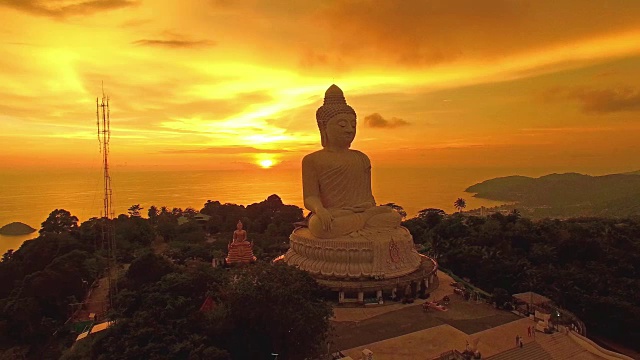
[97,83,117,307]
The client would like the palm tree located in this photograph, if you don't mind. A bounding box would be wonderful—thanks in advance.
[454,198,467,213]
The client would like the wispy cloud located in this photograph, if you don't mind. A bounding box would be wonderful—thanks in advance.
[0,0,138,18]
[160,146,290,154]
[520,126,617,134]
[133,39,216,49]
[573,87,640,114]
[542,86,640,114]
[363,113,410,128]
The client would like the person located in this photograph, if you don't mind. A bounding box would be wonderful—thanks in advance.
[303,84,402,238]
[232,220,247,243]
[528,326,532,337]
[515,335,520,347]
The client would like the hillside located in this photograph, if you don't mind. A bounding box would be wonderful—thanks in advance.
[465,172,640,218]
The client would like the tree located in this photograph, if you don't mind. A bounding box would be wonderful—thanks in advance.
[156,212,179,241]
[127,204,144,217]
[507,208,521,223]
[39,209,79,235]
[221,263,333,360]
[126,252,174,286]
[418,208,446,218]
[382,203,407,219]
[2,249,14,262]
[183,207,198,219]
[454,198,467,213]
[92,265,231,360]
[417,208,447,229]
[148,205,159,219]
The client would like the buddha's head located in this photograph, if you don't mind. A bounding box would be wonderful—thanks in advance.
[316,84,357,148]
[236,220,243,230]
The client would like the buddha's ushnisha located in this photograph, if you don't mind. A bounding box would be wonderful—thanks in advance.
[302,84,401,238]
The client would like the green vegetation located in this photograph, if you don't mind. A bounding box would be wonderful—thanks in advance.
[466,171,640,218]
[80,261,331,360]
[0,194,324,360]
[405,210,640,351]
[0,212,107,359]
[2,194,639,358]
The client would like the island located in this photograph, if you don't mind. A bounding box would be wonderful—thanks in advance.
[465,171,640,218]
[0,222,36,236]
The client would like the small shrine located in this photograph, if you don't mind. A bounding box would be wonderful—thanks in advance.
[225,220,256,265]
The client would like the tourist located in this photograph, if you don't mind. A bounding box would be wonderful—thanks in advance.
[528,326,532,337]
[515,335,520,347]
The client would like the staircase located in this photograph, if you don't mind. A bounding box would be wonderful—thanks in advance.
[486,341,552,360]
[487,332,607,360]
[536,332,602,359]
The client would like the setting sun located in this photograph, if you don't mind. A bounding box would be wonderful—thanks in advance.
[258,159,274,169]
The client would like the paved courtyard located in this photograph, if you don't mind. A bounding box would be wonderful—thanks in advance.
[329,271,531,359]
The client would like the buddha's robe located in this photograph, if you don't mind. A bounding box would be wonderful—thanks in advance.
[303,149,401,238]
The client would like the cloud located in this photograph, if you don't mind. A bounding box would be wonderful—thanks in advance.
[311,1,640,68]
[520,127,617,134]
[573,87,640,114]
[133,39,216,49]
[542,86,640,114]
[0,0,138,18]
[159,146,289,154]
[363,113,410,128]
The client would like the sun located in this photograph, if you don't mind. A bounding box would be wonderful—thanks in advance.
[258,159,274,169]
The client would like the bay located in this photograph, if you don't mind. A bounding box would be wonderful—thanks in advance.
[0,166,516,256]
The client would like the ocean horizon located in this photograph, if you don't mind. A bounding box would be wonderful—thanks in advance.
[0,165,611,255]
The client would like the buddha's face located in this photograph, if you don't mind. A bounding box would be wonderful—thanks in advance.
[237,222,243,230]
[324,113,356,149]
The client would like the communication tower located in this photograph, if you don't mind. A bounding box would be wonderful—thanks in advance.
[97,84,118,306]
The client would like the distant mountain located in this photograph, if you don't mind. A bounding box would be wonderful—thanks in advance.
[465,172,640,218]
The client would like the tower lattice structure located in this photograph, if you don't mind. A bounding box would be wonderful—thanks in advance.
[97,85,117,306]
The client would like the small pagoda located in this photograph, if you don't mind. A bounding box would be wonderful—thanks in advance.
[225,221,256,265]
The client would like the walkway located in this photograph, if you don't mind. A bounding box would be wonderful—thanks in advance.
[331,271,619,360]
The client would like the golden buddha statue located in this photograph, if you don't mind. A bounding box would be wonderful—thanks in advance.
[226,221,256,265]
[232,220,247,242]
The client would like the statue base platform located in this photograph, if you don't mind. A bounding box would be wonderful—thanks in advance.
[226,241,256,265]
[279,226,439,303]
[284,226,423,279]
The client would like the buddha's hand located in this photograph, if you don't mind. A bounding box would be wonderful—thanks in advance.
[343,202,374,213]
[315,208,334,231]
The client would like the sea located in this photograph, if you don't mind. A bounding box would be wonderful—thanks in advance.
[0,166,532,256]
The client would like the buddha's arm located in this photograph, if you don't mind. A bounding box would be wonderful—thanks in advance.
[302,156,333,231]
[343,153,376,212]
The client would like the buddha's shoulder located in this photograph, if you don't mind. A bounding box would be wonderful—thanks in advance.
[303,149,369,160]
[348,149,369,158]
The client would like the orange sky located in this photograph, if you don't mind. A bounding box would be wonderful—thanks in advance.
[1,0,639,174]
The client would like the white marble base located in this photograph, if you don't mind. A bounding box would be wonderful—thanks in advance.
[284,226,422,279]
